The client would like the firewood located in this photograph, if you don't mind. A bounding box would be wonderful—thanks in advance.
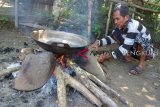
[55,65,102,107]
[0,66,21,77]
[56,65,67,107]
[69,60,129,106]
[64,71,102,107]
[87,72,129,106]
[68,61,118,107]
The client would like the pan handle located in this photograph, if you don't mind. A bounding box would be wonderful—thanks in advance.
[51,42,70,48]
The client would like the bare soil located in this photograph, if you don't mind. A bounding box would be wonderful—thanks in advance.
[0,29,160,107]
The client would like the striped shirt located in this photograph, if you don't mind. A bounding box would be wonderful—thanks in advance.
[99,19,153,59]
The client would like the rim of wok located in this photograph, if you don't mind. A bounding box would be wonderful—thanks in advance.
[32,30,90,48]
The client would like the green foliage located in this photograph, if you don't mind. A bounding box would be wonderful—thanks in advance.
[92,24,102,39]
[101,3,107,14]
[0,16,14,29]
[1,16,9,24]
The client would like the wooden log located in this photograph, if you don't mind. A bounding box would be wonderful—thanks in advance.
[56,65,102,107]
[87,72,129,106]
[55,65,67,107]
[80,76,118,107]
[64,71,102,107]
[0,66,21,77]
[68,61,118,107]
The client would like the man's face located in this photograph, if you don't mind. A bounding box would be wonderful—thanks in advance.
[113,10,129,29]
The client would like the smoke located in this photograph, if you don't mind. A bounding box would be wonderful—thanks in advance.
[9,0,102,43]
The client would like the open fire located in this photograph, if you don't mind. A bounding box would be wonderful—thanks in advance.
[0,29,129,107]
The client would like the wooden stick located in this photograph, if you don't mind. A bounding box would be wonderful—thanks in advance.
[0,66,21,77]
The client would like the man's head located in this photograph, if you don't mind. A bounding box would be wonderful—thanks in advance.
[113,4,129,29]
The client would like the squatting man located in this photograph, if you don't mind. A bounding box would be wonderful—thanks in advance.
[90,4,155,75]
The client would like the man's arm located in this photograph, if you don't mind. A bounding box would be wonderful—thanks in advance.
[98,36,116,46]
[111,32,137,59]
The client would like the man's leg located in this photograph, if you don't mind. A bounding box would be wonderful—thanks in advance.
[130,43,146,75]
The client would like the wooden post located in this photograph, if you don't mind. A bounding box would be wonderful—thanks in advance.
[15,0,19,28]
[88,0,92,37]
[105,2,113,37]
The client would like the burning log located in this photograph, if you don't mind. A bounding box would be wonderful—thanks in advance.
[55,65,102,107]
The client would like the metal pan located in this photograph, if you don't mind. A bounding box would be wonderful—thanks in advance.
[32,30,89,55]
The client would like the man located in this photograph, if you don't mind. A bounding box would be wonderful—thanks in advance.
[91,4,154,75]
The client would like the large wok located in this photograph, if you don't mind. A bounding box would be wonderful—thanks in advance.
[32,30,89,55]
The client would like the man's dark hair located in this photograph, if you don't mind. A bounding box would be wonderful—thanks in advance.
[113,4,129,17]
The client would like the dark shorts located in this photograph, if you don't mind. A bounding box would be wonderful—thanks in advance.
[130,43,154,61]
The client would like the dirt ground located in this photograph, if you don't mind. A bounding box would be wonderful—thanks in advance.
[0,29,160,107]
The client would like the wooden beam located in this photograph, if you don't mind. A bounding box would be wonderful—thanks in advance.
[108,0,160,13]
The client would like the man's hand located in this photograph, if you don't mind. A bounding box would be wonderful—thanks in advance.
[98,52,112,63]
[89,40,100,51]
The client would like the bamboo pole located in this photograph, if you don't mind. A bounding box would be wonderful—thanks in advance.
[15,0,19,28]
[105,2,113,36]
[88,0,92,37]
